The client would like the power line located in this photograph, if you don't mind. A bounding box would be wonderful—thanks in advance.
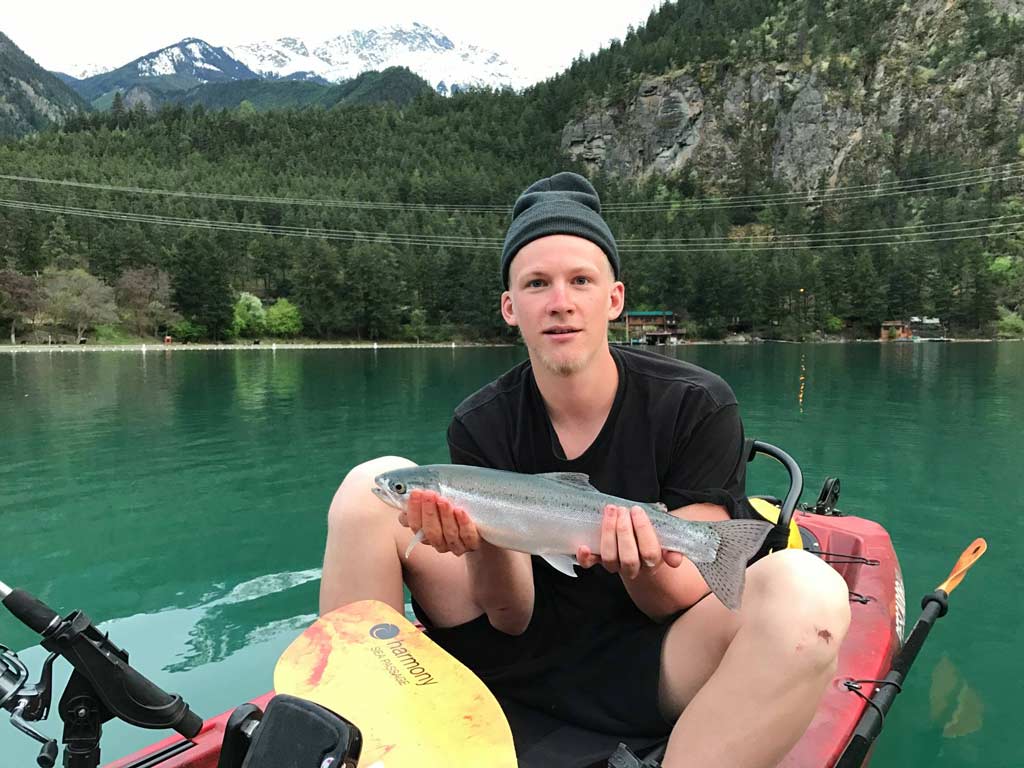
[2,170,1021,248]
[603,161,1024,211]
[623,219,1024,252]
[0,199,495,248]
[0,174,510,214]
[605,172,1024,212]
[4,195,1020,250]
[1,159,1021,215]
[3,197,1020,254]
[619,212,1024,245]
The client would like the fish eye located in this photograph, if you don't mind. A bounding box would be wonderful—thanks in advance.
[393,482,406,494]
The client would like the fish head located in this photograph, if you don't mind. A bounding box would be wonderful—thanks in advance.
[372,466,441,511]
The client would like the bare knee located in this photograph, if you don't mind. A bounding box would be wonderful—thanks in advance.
[328,455,415,531]
[320,456,414,616]
[745,549,851,669]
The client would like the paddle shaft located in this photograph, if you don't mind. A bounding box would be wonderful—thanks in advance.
[834,590,948,768]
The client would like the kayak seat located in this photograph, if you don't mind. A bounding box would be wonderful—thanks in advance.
[748,496,805,551]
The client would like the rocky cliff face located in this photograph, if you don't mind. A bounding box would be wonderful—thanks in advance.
[562,2,1024,191]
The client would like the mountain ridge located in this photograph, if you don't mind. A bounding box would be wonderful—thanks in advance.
[0,31,88,137]
[59,22,524,108]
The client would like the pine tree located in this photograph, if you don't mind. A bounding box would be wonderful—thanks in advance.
[170,234,234,339]
[40,217,85,271]
[111,91,127,128]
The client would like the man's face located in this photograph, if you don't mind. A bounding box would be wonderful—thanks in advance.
[501,235,624,377]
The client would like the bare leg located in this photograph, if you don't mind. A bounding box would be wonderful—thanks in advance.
[658,549,852,768]
[319,456,484,628]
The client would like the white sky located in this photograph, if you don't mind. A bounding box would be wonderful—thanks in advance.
[5,1,665,83]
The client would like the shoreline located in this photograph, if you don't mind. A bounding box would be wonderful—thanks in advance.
[0,338,1012,354]
[0,341,514,354]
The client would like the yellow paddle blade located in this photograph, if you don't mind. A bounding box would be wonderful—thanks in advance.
[936,538,987,595]
[274,600,516,768]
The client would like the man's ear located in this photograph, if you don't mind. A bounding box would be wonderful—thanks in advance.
[501,290,518,326]
[608,281,625,321]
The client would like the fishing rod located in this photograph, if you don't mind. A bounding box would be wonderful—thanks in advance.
[834,538,987,767]
[0,579,202,768]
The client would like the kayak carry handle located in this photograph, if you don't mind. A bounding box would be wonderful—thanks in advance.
[746,440,804,529]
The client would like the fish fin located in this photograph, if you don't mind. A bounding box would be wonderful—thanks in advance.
[692,520,772,611]
[541,554,579,578]
[537,472,596,491]
[652,502,668,513]
[404,529,425,559]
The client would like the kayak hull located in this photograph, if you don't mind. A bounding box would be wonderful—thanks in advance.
[107,511,901,768]
[780,512,902,768]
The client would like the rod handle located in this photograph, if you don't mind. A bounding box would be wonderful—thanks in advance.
[2,589,60,635]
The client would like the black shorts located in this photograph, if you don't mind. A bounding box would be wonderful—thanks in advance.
[411,567,677,739]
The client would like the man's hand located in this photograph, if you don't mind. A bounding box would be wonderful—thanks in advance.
[400,489,481,556]
[576,504,684,579]
[400,489,533,635]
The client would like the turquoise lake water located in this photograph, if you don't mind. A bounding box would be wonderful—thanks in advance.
[0,342,1019,766]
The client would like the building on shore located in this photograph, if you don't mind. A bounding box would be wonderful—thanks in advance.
[880,317,950,341]
[610,310,682,345]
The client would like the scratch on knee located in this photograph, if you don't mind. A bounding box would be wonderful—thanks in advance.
[817,628,833,644]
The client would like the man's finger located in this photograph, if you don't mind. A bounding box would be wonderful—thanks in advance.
[630,506,663,571]
[616,507,641,579]
[663,550,684,568]
[577,545,600,569]
[420,494,447,552]
[437,497,464,555]
[600,505,620,573]
[407,489,423,531]
[455,508,480,551]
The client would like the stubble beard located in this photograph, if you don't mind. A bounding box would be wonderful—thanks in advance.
[534,340,595,378]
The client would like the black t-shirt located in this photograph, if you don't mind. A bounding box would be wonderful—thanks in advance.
[446,345,752,631]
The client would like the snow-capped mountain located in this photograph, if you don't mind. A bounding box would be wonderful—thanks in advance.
[61,23,526,104]
[130,38,256,82]
[65,62,114,80]
[69,38,260,102]
[225,23,528,92]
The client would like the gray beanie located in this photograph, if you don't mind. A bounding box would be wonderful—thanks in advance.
[500,171,619,289]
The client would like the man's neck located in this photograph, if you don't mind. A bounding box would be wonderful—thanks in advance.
[533,346,619,427]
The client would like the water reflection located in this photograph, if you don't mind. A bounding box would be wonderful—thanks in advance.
[231,351,302,413]
[798,352,806,414]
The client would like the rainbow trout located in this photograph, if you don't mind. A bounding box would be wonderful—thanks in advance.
[372,464,772,611]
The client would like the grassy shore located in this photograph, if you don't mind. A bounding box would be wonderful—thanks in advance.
[1,337,1011,353]
[0,340,519,353]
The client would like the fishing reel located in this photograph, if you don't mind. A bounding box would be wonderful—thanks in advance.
[0,643,59,767]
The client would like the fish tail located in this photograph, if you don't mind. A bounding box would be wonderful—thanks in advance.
[692,520,773,611]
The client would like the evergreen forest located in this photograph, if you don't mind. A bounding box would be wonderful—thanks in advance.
[2,0,1022,344]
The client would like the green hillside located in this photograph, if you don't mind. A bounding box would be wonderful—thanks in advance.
[1,1,1021,343]
[179,67,434,111]
[0,31,89,137]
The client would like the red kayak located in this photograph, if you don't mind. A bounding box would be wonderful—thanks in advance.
[13,441,984,768]
[104,507,904,768]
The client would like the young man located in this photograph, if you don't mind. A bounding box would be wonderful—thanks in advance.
[319,172,850,768]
